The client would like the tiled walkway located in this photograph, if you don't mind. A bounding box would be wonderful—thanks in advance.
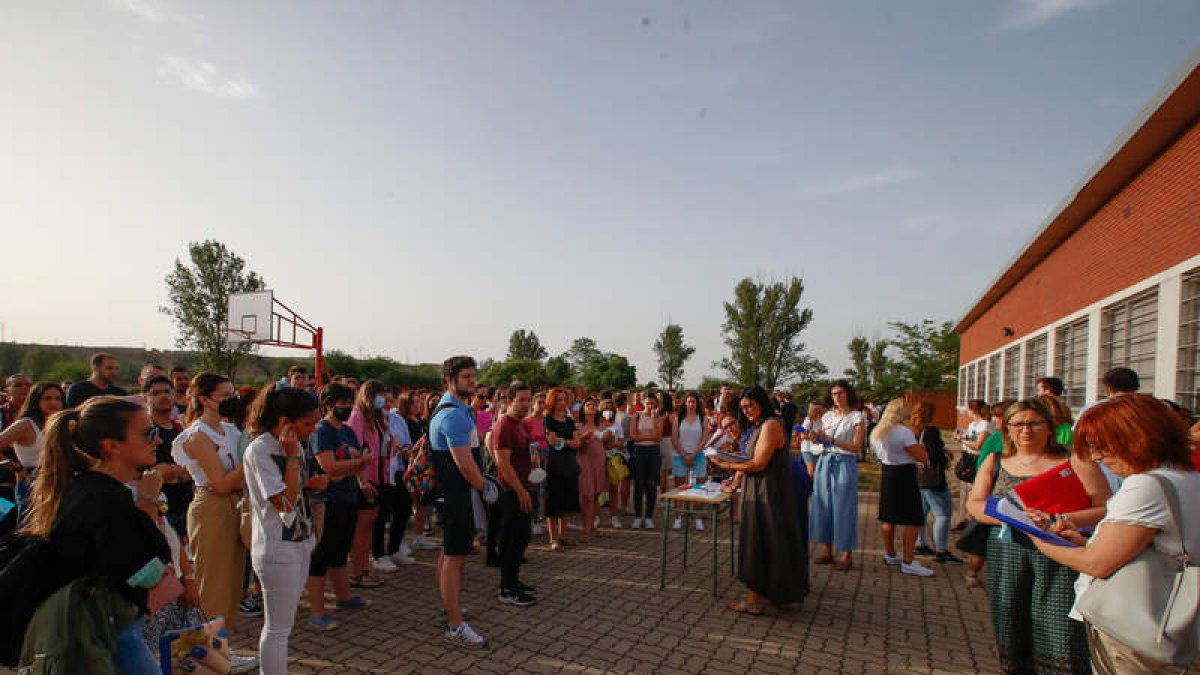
[229,492,1001,674]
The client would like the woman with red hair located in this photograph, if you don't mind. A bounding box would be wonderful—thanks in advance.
[542,387,581,550]
[1031,394,1200,673]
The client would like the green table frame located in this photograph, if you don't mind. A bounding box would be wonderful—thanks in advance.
[658,488,736,597]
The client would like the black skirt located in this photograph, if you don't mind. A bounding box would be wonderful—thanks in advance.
[544,474,580,518]
[878,463,924,526]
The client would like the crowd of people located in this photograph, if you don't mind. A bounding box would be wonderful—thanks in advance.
[1,354,1199,674]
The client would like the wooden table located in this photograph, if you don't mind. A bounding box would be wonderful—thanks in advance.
[658,486,736,597]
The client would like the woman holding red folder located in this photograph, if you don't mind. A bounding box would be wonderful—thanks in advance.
[968,398,1110,675]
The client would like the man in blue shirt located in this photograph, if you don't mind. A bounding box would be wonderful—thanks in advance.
[428,356,487,649]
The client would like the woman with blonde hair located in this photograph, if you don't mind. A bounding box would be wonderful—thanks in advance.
[870,399,934,577]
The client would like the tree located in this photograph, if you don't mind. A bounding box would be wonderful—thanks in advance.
[160,240,266,378]
[20,347,72,379]
[717,276,825,389]
[544,355,573,384]
[580,354,637,390]
[887,319,960,391]
[479,358,551,387]
[844,335,871,390]
[506,329,548,361]
[653,323,695,391]
[563,337,601,378]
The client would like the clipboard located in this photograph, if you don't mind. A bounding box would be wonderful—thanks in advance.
[984,496,1080,548]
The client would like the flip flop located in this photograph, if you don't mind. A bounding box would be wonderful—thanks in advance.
[727,599,764,616]
[350,574,385,589]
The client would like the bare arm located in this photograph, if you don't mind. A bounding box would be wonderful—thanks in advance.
[267,424,304,513]
[967,453,1001,524]
[964,430,990,452]
[712,420,784,474]
[906,443,929,464]
[1031,522,1157,578]
[0,419,35,452]
[183,433,244,495]
[450,444,484,491]
[315,449,367,479]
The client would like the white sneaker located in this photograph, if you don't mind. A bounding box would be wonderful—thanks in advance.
[901,560,935,577]
[445,620,487,649]
[399,541,414,557]
[390,550,416,565]
[567,522,581,531]
[694,518,704,531]
[632,518,643,529]
[672,517,682,530]
[610,516,622,529]
[531,522,545,535]
[883,554,902,566]
[412,536,439,550]
[373,556,399,573]
[594,516,601,528]
[644,518,655,530]
[229,654,259,674]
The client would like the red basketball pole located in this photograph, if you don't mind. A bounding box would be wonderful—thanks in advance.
[245,295,325,387]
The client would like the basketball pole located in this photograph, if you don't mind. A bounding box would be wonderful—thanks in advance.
[315,326,325,388]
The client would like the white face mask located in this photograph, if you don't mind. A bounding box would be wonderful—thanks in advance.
[601,410,614,420]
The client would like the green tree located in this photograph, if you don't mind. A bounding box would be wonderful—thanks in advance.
[887,319,961,391]
[844,335,871,390]
[653,323,695,391]
[20,347,72,379]
[46,360,91,383]
[563,337,601,379]
[479,358,550,387]
[506,329,548,361]
[580,354,637,390]
[0,343,21,377]
[323,349,359,380]
[718,276,825,389]
[544,355,573,384]
[160,240,266,378]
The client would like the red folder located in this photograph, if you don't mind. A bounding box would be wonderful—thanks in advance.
[1010,460,1091,514]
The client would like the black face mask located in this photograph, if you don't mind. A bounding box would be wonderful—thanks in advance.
[217,397,244,419]
[332,406,353,422]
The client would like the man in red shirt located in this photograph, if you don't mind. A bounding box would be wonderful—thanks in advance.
[493,381,536,607]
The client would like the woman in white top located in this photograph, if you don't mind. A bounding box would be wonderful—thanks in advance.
[0,382,64,524]
[1031,394,1200,673]
[172,372,248,629]
[953,399,994,529]
[804,380,866,571]
[798,401,826,478]
[869,399,933,577]
[670,392,708,531]
[243,384,325,675]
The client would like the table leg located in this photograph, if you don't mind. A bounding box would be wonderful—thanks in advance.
[682,508,690,569]
[711,504,719,597]
[659,499,671,590]
[729,502,736,575]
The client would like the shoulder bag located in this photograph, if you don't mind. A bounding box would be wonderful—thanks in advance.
[1076,472,1199,666]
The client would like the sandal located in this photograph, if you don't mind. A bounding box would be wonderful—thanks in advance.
[832,558,853,572]
[727,599,764,616]
[350,574,385,589]
[549,542,565,552]
[813,553,834,565]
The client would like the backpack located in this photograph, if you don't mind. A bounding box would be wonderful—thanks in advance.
[0,534,63,666]
[402,402,457,498]
[19,575,138,674]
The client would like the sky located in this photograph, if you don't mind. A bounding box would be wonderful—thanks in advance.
[3,1,1200,386]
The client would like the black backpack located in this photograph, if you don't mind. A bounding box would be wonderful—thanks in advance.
[0,534,63,666]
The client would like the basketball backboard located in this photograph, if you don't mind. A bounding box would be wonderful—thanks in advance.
[226,290,274,343]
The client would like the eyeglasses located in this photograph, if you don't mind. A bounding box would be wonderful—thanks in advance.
[1008,420,1048,431]
[141,427,159,442]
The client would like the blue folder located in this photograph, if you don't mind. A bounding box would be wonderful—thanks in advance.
[984,496,1081,548]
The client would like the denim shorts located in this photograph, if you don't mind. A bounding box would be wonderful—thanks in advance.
[670,454,707,479]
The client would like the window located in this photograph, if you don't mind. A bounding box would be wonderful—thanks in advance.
[974,361,986,400]
[1024,333,1048,396]
[1179,269,1200,410]
[1054,317,1090,409]
[1003,345,1021,400]
[966,362,977,402]
[958,366,967,406]
[987,354,1001,403]
[1099,287,1158,395]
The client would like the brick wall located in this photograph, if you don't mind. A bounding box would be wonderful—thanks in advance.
[960,120,1200,362]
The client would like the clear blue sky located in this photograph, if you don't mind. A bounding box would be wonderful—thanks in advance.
[3,1,1199,385]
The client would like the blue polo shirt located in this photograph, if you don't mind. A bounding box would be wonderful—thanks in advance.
[428,393,476,453]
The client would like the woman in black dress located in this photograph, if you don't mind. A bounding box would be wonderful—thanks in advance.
[543,387,582,551]
[709,386,809,614]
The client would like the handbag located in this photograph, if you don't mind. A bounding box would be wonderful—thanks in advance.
[606,454,630,487]
[955,520,992,557]
[1076,472,1199,666]
[954,451,979,483]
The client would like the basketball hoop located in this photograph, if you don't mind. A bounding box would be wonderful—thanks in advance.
[226,290,328,385]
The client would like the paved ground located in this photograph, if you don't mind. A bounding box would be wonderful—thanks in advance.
[228,492,1002,674]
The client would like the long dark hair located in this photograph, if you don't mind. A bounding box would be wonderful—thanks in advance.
[824,379,861,409]
[17,382,65,430]
[248,383,319,438]
[21,396,144,536]
[186,372,231,425]
[738,385,775,429]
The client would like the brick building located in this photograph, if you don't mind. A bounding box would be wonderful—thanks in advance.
[954,45,1200,414]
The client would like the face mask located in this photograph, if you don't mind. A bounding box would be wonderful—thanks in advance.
[374,395,386,410]
[332,406,352,422]
[601,410,614,420]
[217,397,243,419]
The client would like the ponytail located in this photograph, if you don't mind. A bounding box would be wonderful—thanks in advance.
[248,383,319,438]
[21,396,143,536]
[186,372,230,425]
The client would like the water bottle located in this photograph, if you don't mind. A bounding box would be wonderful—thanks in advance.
[687,468,696,487]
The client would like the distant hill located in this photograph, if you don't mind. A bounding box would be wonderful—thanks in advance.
[0,341,440,387]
